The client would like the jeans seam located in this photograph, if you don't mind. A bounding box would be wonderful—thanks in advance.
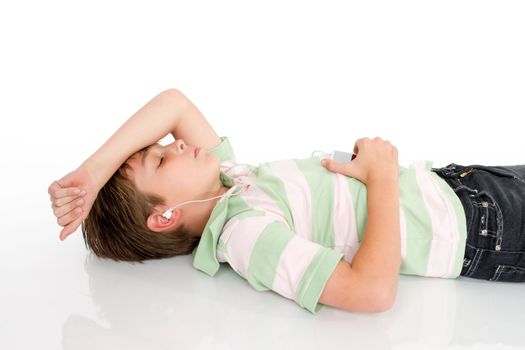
[499,265,525,272]
[465,248,482,277]
[491,265,504,281]
[467,242,525,254]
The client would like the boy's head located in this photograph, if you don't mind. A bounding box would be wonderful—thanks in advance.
[81,139,226,262]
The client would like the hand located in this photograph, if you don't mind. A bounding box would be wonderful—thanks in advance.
[48,166,99,241]
[321,137,398,185]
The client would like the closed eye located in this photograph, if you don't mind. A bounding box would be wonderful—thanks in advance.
[158,156,164,167]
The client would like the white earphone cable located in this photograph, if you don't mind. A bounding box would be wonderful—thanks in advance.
[160,184,248,220]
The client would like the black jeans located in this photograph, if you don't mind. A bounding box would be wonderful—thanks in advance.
[432,163,525,282]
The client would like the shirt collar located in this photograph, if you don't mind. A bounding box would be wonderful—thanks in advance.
[191,181,239,276]
[191,206,227,276]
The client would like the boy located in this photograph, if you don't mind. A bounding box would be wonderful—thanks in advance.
[48,89,525,315]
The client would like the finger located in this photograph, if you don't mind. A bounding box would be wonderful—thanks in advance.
[48,181,62,195]
[322,159,353,174]
[354,137,369,153]
[60,216,84,241]
[57,206,82,227]
[51,193,84,208]
[353,143,359,156]
[53,197,84,218]
[50,187,84,200]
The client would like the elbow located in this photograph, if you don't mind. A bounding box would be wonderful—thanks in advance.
[372,293,395,313]
[160,87,183,96]
[159,88,187,102]
[340,284,396,314]
[370,284,397,313]
[158,88,190,108]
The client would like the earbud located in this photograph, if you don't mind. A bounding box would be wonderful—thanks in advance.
[161,209,172,220]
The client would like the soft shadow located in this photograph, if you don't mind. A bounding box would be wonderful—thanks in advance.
[61,253,396,349]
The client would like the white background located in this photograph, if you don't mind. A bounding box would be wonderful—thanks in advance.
[1,1,524,349]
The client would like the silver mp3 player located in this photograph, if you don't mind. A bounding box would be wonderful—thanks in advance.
[311,150,355,162]
[332,150,355,162]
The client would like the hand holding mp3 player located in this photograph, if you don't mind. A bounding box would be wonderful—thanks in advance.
[321,137,398,185]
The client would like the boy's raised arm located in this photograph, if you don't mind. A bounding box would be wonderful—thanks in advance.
[82,88,189,189]
[48,88,190,240]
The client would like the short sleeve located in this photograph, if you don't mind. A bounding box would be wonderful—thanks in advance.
[220,215,344,314]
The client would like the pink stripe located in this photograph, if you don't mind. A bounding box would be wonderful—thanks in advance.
[267,160,313,240]
[332,174,360,262]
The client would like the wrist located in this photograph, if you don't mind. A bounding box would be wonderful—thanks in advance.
[80,157,111,191]
[367,173,398,187]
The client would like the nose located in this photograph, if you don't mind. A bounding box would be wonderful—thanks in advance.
[168,139,190,155]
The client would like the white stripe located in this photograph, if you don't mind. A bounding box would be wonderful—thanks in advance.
[430,172,461,277]
[272,235,322,301]
[333,174,359,261]
[333,174,357,246]
[222,216,272,276]
[414,161,459,277]
[241,184,289,224]
[268,160,313,240]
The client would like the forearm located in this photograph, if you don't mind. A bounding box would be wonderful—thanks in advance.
[80,89,188,189]
[350,178,401,302]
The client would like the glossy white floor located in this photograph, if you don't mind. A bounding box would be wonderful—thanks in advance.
[3,218,525,350]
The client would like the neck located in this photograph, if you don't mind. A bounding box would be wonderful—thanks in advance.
[188,185,230,237]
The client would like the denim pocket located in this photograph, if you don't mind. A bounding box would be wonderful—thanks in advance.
[472,194,499,238]
[457,168,505,249]
[490,265,525,282]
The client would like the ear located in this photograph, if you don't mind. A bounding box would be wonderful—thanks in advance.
[146,208,182,233]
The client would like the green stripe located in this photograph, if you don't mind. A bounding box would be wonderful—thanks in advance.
[398,166,432,276]
[217,240,227,253]
[226,195,266,221]
[192,198,230,276]
[296,248,344,314]
[246,222,294,291]
[296,158,335,247]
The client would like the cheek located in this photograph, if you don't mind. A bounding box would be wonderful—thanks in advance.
[209,154,221,168]
[163,164,193,188]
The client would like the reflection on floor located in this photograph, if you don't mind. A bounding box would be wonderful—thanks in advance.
[4,236,525,350]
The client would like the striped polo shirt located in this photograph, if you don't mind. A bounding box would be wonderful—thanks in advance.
[192,136,467,314]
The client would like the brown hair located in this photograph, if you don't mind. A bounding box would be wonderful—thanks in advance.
[81,163,200,263]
